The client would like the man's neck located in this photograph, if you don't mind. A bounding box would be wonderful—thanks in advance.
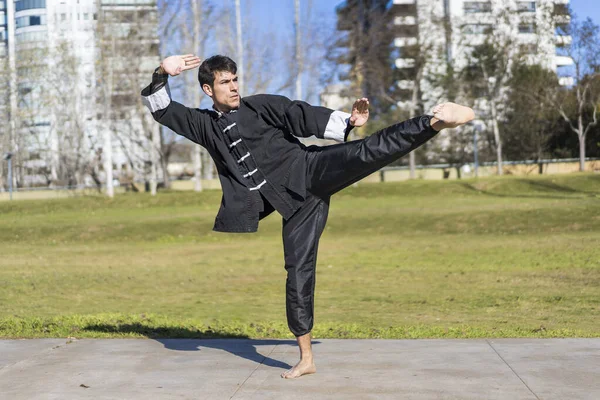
[213,104,238,115]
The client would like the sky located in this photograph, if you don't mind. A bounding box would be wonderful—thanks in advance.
[251,0,600,31]
[570,0,600,24]
[176,0,599,106]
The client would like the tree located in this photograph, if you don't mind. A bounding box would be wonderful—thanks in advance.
[552,17,600,171]
[505,64,561,172]
[96,1,164,195]
[463,27,518,175]
[0,53,11,190]
[334,0,397,118]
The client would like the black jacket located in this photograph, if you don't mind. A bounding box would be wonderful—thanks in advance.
[141,71,353,233]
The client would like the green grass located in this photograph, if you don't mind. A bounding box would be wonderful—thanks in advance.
[1,173,599,339]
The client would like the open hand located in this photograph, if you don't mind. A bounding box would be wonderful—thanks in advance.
[160,54,202,76]
[349,98,369,127]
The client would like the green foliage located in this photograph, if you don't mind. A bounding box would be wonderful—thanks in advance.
[504,64,561,161]
[0,174,599,339]
[333,0,398,116]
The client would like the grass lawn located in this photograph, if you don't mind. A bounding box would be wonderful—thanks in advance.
[0,173,599,339]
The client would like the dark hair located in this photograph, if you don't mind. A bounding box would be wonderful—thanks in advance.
[198,55,237,87]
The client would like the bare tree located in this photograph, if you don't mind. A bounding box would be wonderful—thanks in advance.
[551,16,599,171]
[294,0,302,100]
[96,1,163,195]
[235,0,244,96]
[0,55,9,190]
[182,0,218,188]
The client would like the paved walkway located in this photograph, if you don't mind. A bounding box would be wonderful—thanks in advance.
[1,338,598,399]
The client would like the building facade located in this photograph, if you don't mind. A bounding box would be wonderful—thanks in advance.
[1,0,160,189]
[392,0,573,110]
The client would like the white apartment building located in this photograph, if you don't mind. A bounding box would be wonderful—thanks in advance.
[392,0,573,110]
[2,0,160,188]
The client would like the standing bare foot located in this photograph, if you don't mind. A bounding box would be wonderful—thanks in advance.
[281,358,316,379]
[432,102,475,129]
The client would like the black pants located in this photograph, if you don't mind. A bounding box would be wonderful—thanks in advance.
[281,115,437,336]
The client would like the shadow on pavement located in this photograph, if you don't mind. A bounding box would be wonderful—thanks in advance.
[83,323,320,371]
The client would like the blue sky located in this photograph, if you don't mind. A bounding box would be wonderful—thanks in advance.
[570,0,600,24]
[180,0,598,105]
[250,0,599,31]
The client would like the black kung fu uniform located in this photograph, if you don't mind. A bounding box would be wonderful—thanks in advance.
[141,69,439,336]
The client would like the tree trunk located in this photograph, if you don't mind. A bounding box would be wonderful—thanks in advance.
[490,100,503,175]
[409,82,420,179]
[235,0,244,96]
[190,0,204,192]
[578,134,586,172]
[150,124,160,196]
[193,146,203,192]
[202,149,213,180]
[294,0,302,100]
[160,154,170,189]
[103,129,114,198]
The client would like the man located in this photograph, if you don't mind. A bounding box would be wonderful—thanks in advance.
[141,54,474,379]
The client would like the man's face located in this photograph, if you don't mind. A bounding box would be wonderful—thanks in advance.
[203,70,240,112]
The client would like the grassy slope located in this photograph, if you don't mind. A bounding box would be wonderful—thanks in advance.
[0,174,599,339]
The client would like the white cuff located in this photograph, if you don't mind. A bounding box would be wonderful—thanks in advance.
[142,84,171,113]
[324,110,351,142]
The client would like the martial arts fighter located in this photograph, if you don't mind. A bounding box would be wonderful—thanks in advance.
[141,54,475,379]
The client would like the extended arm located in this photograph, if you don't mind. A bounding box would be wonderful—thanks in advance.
[321,97,369,142]
[140,55,205,145]
[259,96,370,143]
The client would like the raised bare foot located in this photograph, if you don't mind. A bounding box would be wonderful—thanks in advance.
[281,358,316,379]
[432,102,475,128]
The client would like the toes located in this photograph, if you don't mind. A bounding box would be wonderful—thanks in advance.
[281,369,294,379]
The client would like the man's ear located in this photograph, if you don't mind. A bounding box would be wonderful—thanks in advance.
[202,84,213,97]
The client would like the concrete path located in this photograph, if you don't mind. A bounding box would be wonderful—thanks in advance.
[0,338,598,399]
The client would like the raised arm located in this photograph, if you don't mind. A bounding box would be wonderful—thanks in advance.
[140,55,205,145]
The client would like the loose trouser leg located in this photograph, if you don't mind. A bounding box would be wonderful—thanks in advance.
[306,115,438,196]
[282,193,330,337]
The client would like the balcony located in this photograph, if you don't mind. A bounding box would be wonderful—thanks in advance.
[554,55,574,67]
[558,76,574,86]
[394,16,416,26]
[554,15,571,25]
[395,58,416,68]
[394,37,418,47]
[397,80,415,90]
[555,35,572,46]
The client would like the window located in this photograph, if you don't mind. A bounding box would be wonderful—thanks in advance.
[15,0,46,12]
[15,15,47,28]
[0,12,6,26]
[0,1,5,9]
[463,23,493,35]
[83,13,89,20]
[0,30,6,41]
[519,23,536,34]
[519,43,538,54]
[15,30,47,42]
[464,1,492,14]
[517,1,536,13]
